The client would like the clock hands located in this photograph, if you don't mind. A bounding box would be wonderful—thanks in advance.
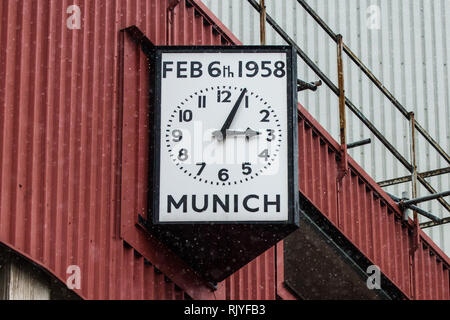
[218,88,248,141]
[212,128,261,141]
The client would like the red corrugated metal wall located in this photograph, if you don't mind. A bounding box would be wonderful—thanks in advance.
[0,0,448,300]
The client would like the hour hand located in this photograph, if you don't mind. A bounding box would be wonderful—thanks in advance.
[213,128,261,141]
[220,88,248,140]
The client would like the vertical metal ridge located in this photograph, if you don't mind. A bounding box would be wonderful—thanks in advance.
[94,0,109,299]
[1,0,17,246]
[102,1,119,299]
[54,0,68,279]
[43,0,61,272]
[9,0,23,251]
[357,180,365,254]
[86,0,100,298]
[0,1,7,240]
[32,0,50,262]
[77,0,92,294]
[13,0,32,253]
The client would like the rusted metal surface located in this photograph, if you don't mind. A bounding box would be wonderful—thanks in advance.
[296,79,322,92]
[409,112,420,250]
[297,103,450,299]
[336,34,348,180]
[422,217,450,229]
[259,0,265,45]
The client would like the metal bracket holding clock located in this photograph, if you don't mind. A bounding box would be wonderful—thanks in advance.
[125,26,300,282]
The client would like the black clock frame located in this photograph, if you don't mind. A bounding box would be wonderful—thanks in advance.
[150,45,299,226]
[138,41,301,282]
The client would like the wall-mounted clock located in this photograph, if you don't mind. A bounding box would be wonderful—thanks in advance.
[150,46,298,224]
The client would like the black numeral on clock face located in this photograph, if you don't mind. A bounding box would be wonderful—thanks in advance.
[179,110,193,122]
[242,162,252,175]
[266,129,275,142]
[196,162,206,175]
[217,90,232,103]
[198,95,206,108]
[218,169,229,182]
[258,149,270,161]
[273,61,286,78]
[172,129,183,142]
[178,149,189,161]
[260,110,270,122]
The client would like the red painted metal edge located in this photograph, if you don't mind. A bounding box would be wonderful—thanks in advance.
[189,0,242,45]
[276,241,297,300]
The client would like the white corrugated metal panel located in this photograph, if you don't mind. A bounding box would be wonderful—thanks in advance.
[203,0,450,254]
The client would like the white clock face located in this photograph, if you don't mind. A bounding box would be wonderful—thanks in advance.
[165,85,283,186]
[155,49,296,223]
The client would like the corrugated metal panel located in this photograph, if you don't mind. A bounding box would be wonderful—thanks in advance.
[203,0,450,257]
[0,0,279,300]
[297,102,450,299]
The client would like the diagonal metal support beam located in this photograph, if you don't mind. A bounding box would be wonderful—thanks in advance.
[421,217,450,229]
[378,167,450,187]
[416,175,450,212]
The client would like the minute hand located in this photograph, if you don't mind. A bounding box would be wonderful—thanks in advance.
[225,128,261,139]
[220,88,248,140]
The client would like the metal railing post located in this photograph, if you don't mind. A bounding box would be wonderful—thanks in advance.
[337,35,348,180]
[260,0,266,45]
[409,112,420,252]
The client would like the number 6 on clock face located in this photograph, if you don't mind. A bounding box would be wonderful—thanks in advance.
[152,46,298,224]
